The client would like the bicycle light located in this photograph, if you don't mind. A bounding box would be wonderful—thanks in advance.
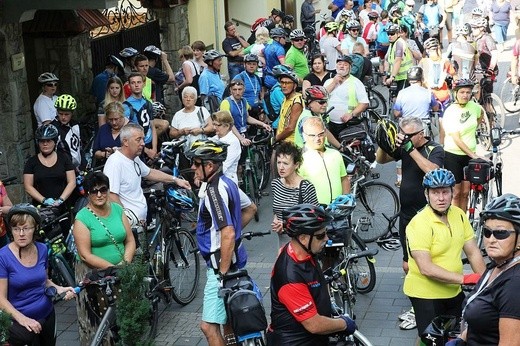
[491,127,501,148]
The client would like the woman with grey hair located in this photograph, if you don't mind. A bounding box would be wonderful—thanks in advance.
[169,86,213,169]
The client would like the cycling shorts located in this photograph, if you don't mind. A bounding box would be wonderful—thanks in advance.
[444,151,471,184]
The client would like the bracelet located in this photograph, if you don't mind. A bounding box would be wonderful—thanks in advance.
[41,197,46,204]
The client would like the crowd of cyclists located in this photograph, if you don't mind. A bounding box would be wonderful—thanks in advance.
[2,0,520,344]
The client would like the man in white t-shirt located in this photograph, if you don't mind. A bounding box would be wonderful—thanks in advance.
[104,123,191,223]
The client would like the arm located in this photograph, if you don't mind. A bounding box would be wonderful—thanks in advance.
[144,169,192,189]
[498,318,520,346]
[109,192,123,206]
[302,79,312,93]
[275,103,303,142]
[121,211,136,263]
[407,146,440,173]
[160,52,175,83]
[341,174,351,194]
[463,239,486,274]
[169,125,188,139]
[58,170,77,202]
[0,278,43,333]
[448,131,479,158]
[376,147,395,164]
[176,61,194,90]
[73,219,115,269]
[219,225,236,274]
[0,191,12,215]
[247,115,271,131]
[23,174,45,203]
[512,52,519,84]
[301,314,351,335]
[411,250,465,284]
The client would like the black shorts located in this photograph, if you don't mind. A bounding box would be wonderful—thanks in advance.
[444,151,471,184]
[409,291,465,338]
[9,309,56,346]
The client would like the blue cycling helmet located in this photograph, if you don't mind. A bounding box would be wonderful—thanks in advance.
[272,64,292,77]
[422,168,456,189]
[328,194,357,211]
[166,185,194,212]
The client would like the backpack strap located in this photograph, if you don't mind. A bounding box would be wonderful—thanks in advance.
[190,61,200,76]
[196,106,205,126]
[123,100,138,124]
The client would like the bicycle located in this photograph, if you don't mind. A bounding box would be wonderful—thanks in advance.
[375,212,401,251]
[499,72,520,113]
[250,128,273,191]
[475,70,506,150]
[240,136,266,222]
[364,75,387,118]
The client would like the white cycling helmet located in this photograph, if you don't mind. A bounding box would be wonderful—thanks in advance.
[38,72,59,84]
[471,8,485,17]
[376,237,401,251]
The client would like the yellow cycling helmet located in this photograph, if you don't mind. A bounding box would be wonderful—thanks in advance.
[54,94,77,111]
[376,119,398,155]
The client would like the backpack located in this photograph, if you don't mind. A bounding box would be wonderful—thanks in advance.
[350,54,365,80]
[376,21,390,45]
[263,84,282,122]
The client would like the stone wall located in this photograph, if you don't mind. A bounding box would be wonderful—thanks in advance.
[0,23,34,202]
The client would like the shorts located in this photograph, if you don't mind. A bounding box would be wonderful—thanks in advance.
[444,151,471,184]
[409,291,465,338]
[376,45,389,60]
[202,268,227,325]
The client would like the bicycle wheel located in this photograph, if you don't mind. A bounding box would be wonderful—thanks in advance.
[367,89,387,118]
[477,110,491,151]
[500,77,520,113]
[165,229,200,305]
[251,148,267,191]
[145,289,160,339]
[483,93,506,129]
[245,170,260,222]
[50,255,75,287]
[352,181,400,243]
[349,233,376,294]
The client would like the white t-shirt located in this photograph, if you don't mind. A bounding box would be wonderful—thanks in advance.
[324,75,369,124]
[340,36,368,55]
[34,93,58,127]
[103,150,151,220]
[170,106,211,151]
[212,131,241,184]
[320,36,342,71]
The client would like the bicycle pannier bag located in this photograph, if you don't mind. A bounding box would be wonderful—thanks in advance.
[338,122,368,143]
[226,277,268,336]
[463,158,493,184]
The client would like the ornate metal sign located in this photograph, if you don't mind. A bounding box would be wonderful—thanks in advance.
[91,0,156,38]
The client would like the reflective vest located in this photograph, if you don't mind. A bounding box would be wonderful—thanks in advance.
[387,38,413,81]
[345,76,358,112]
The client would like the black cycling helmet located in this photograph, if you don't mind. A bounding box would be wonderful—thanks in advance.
[203,49,224,63]
[35,124,59,142]
[270,27,287,39]
[185,138,228,162]
[283,14,295,24]
[337,55,353,64]
[6,203,41,228]
[282,204,333,238]
[407,66,423,81]
[106,55,124,71]
[244,54,260,63]
[481,194,520,227]
[453,78,475,90]
[375,119,398,155]
[271,8,283,17]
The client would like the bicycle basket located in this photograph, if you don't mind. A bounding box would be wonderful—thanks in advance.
[463,158,494,184]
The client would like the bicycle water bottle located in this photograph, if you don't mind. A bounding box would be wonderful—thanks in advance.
[154,245,163,274]
[76,175,85,195]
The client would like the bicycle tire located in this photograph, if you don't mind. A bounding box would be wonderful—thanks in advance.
[352,181,400,243]
[50,255,75,287]
[251,148,267,191]
[146,290,160,339]
[367,89,387,118]
[350,233,376,294]
[500,77,520,113]
[484,93,506,129]
[245,170,260,222]
[477,109,491,151]
[165,229,200,305]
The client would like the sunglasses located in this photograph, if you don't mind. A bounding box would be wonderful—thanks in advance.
[388,32,398,36]
[350,29,359,32]
[45,82,58,87]
[90,186,109,195]
[314,231,327,240]
[192,160,209,168]
[292,38,306,42]
[315,100,328,105]
[483,227,515,240]
[230,81,244,87]
[401,129,424,137]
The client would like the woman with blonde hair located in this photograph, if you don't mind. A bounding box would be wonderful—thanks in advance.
[97,76,125,127]
[242,26,270,74]
[175,45,199,97]
[92,101,129,166]
[211,110,241,184]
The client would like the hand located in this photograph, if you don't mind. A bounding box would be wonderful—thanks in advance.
[56,286,77,301]
[263,124,272,131]
[175,178,192,190]
[463,273,481,285]
[334,74,345,85]
[240,137,252,146]
[183,128,191,135]
[512,76,519,85]
[271,219,283,234]
[43,198,56,206]
[339,315,357,335]
[161,52,168,60]
[340,113,353,123]
[384,76,394,86]
[400,135,414,153]
[17,314,42,334]
[54,198,64,207]
[145,148,157,159]
[446,337,465,346]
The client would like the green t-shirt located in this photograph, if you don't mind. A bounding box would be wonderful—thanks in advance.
[443,100,482,155]
[75,202,127,265]
[285,46,310,79]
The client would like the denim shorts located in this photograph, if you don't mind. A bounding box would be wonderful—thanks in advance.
[202,268,227,324]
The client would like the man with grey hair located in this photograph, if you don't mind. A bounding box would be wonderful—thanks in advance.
[103,123,191,224]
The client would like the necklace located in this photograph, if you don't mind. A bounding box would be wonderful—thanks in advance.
[244,72,259,98]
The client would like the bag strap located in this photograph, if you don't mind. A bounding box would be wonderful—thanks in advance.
[298,180,307,204]
[87,206,125,258]
[191,61,200,76]
[196,107,205,126]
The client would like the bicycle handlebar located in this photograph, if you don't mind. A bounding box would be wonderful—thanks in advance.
[241,231,270,241]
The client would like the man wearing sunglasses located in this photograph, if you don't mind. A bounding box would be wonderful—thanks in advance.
[268,204,357,346]
[383,23,413,92]
[340,19,368,55]
[403,168,485,344]
[285,29,310,81]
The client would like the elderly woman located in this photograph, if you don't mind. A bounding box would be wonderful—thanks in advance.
[0,204,76,345]
[96,76,125,127]
[211,110,241,184]
[73,171,135,345]
[272,141,319,247]
[92,101,129,166]
[0,179,13,248]
[170,86,213,169]
[23,124,76,211]
[456,194,520,345]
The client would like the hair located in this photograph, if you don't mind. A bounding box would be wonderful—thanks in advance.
[211,110,234,126]
[84,171,110,192]
[224,21,235,32]
[399,116,424,131]
[275,141,303,166]
[120,123,144,141]
[104,101,125,119]
[103,76,125,104]
[381,10,388,19]
[9,214,36,228]
[127,72,145,82]
[352,42,365,55]
[311,54,326,73]
[181,86,198,99]
[255,27,270,44]
[302,116,326,132]
[178,45,194,60]
[133,54,149,67]
[191,40,206,51]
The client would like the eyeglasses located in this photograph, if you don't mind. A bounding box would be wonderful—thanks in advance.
[12,227,35,234]
[388,32,398,36]
[133,161,141,177]
[45,83,58,87]
[401,129,424,137]
[191,160,209,168]
[314,231,327,240]
[483,227,515,240]
[304,130,326,139]
[314,100,328,105]
[89,186,109,195]
[350,29,359,32]
[292,38,306,42]
[279,80,295,85]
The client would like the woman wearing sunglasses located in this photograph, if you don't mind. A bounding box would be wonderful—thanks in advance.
[34,72,59,127]
[72,171,135,345]
[452,194,520,345]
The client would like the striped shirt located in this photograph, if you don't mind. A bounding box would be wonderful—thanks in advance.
[272,178,319,219]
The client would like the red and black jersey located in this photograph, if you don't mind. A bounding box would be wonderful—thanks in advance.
[269,243,332,346]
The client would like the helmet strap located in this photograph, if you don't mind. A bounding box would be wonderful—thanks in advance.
[295,235,314,255]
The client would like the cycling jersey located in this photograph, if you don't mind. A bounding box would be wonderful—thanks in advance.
[393,84,438,118]
[264,41,286,88]
[51,119,82,168]
[198,68,225,102]
[320,35,342,71]
[221,97,250,134]
[277,93,303,143]
[269,243,331,346]
[404,205,475,299]
[443,101,482,156]
[235,70,262,108]
[285,46,310,79]
[124,97,154,145]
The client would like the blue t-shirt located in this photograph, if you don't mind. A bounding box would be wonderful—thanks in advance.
[91,70,114,107]
[0,242,53,320]
[236,70,262,108]
[263,41,286,89]
[199,69,225,103]
[92,123,122,152]
[123,96,154,145]
[332,0,346,17]
[262,83,284,129]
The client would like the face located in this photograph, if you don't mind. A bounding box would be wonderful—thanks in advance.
[456,87,473,104]
[349,27,360,37]
[88,184,109,207]
[43,81,58,95]
[426,187,453,213]
[274,15,283,24]
[346,0,354,9]
[210,57,223,71]
[191,159,215,182]
[38,139,56,155]
[193,49,204,59]
[312,58,325,73]
[226,25,237,36]
[124,129,145,158]
[276,154,299,178]
[400,123,425,147]
[129,76,144,95]
[336,61,351,76]
[230,83,245,99]
[292,37,306,49]
[471,26,483,37]
[279,78,296,95]
[109,82,122,98]
[300,227,329,254]
[483,219,518,263]
[135,60,149,75]
[213,120,231,137]
[245,61,258,73]
[182,92,197,108]
[106,112,125,131]
[309,99,328,114]
[388,31,399,42]
[303,124,326,150]
[11,220,36,248]
[57,110,72,125]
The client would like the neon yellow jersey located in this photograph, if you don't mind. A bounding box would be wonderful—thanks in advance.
[403,205,475,299]
[443,101,482,155]
[387,37,413,81]
[277,93,303,144]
